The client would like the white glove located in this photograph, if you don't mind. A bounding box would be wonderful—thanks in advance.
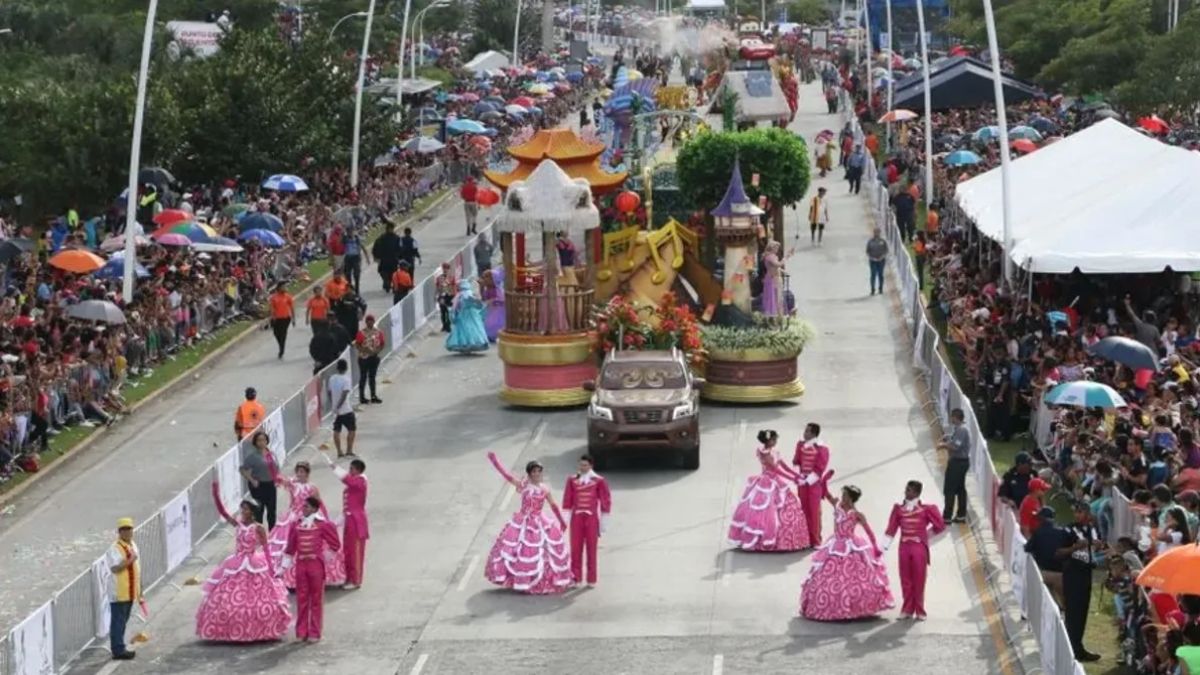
[880,536,892,553]
[805,473,818,486]
[280,556,294,573]
[333,465,348,479]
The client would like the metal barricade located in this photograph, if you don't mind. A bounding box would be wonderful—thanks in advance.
[134,512,169,595]
[186,467,221,549]
[51,570,96,670]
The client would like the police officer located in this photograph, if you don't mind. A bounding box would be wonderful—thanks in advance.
[1061,501,1103,662]
[983,345,1012,441]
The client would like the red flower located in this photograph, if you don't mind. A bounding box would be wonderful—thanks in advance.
[623,334,636,346]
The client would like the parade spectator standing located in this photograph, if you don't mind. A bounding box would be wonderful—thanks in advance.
[1063,502,1103,662]
[1019,478,1051,537]
[391,262,414,306]
[342,227,369,294]
[327,225,346,275]
[241,431,278,529]
[269,283,295,359]
[305,286,330,329]
[436,262,456,332]
[891,187,916,243]
[327,359,357,458]
[105,517,140,661]
[372,221,401,293]
[461,176,479,235]
[998,452,1035,508]
[866,227,887,296]
[939,408,971,523]
[234,387,266,441]
[474,233,494,273]
[808,187,829,245]
[398,226,421,272]
[846,144,865,194]
[355,315,385,405]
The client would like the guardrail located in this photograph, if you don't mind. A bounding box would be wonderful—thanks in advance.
[1,217,497,675]
[841,92,1085,675]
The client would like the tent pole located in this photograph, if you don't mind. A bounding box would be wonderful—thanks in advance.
[982,0,1014,288]
[914,0,933,207]
[885,0,893,149]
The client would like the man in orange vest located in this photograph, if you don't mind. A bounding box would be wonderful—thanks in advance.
[234,387,266,441]
[268,283,295,359]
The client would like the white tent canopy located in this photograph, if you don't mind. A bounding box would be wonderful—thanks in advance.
[464,50,510,76]
[955,119,1200,274]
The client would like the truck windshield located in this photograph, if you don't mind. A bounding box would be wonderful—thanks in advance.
[600,363,687,390]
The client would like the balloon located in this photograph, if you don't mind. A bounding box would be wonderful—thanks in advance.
[476,188,500,207]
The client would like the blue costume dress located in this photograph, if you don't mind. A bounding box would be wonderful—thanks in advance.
[445,279,489,353]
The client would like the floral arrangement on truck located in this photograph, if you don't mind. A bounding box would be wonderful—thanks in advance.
[591,292,705,368]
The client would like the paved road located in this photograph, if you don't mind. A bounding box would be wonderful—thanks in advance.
[0,193,487,633]
[60,82,1007,675]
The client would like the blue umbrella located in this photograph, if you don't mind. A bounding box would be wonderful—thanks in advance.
[484,95,505,105]
[1087,336,1160,372]
[95,258,149,280]
[1044,381,1127,409]
[238,228,285,248]
[566,71,585,83]
[1028,116,1058,134]
[1008,125,1043,141]
[238,212,284,232]
[973,126,1000,142]
[261,174,309,192]
[403,137,446,154]
[944,150,982,167]
[473,101,499,116]
[447,119,489,135]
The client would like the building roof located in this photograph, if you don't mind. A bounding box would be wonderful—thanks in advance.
[891,56,1042,112]
[508,129,606,163]
[711,159,764,218]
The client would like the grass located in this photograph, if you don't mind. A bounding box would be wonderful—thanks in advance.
[0,187,452,498]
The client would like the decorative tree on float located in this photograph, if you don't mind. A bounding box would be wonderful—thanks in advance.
[676,127,809,246]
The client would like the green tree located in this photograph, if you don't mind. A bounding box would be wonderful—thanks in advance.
[468,0,539,57]
[676,127,810,243]
[1116,7,1200,114]
[1038,0,1152,94]
[787,0,831,25]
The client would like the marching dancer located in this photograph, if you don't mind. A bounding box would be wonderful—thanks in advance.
[881,480,946,620]
[196,484,292,642]
[319,451,369,590]
[266,459,346,589]
[793,423,831,541]
[281,496,341,642]
[799,485,895,621]
[563,454,612,586]
[728,430,811,551]
[484,452,574,594]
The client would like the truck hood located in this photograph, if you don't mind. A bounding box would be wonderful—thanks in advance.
[597,388,688,407]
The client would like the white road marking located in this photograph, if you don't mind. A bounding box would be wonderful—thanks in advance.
[531,418,547,446]
[737,419,747,445]
[456,554,479,592]
[712,654,724,675]
[498,482,518,510]
[409,653,429,675]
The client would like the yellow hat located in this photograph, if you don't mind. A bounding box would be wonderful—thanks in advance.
[117,518,135,530]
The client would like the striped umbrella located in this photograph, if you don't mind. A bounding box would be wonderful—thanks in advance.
[1044,381,1127,409]
[261,174,309,192]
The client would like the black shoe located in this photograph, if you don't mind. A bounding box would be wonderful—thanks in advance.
[1077,650,1101,662]
[370,397,382,404]
[112,651,136,660]
[359,398,370,405]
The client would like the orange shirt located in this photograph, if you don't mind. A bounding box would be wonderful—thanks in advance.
[391,268,413,290]
[307,296,330,320]
[926,209,940,234]
[269,292,294,319]
[864,134,879,155]
[235,400,266,437]
[325,277,349,301]
[913,239,927,256]
[907,183,920,201]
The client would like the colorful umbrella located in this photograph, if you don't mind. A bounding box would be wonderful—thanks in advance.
[261,174,309,192]
[1011,139,1038,154]
[95,258,150,281]
[1136,544,1200,595]
[509,96,536,108]
[155,233,192,247]
[1008,126,1043,141]
[152,222,218,240]
[1043,381,1127,409]
[973,126,1000,142]
[191,237,244,253]
[49,250,106,274]
[505,104,529,116]
[237,212,284,233]
[1138,115,1170,135]
[879,109,918,123]
[99,234,150,252]
[944,150,982,167]
[152,209,193,227]
[238,229,285,248]
[447,119,489,135]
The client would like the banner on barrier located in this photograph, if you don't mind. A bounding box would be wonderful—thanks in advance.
[913,320,925,368]
[1010,529,1028,617]
[390,306,405,348]
[304,378,321,434]
[938,366,951,420]
[414,283,425,321]
[263,410,287,468]
[1039,587,1058,674]
[9,600,53,675]
[91,557,112,638]
[163,490,192,572]
[216,446,243,514]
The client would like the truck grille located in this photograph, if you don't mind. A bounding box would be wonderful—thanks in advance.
[622,409,663,424]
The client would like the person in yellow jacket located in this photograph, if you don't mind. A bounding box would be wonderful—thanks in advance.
[105,518,141,660]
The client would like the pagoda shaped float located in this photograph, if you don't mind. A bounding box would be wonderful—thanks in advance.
[494,160,605,407]
[484,129,628,195]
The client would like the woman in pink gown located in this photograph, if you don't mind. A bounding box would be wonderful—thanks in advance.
[195,486,292,642]
[728,429,811,551]
[483,452,574,594]
[800,485,895,621]
[266,460,346,588]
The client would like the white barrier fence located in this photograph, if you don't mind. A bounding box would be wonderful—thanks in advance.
[0,219,497,675]
[841,92,1086,675]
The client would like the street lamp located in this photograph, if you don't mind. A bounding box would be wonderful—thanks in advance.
[982,0,1014,286]
[123,0,159,303]
[350,0,378,189]
[414,0,450,73]
[914,0,933,206]
[885,0,893,147]
[328,11,368,41]
[395,0,413,115]
[513,0,523,67]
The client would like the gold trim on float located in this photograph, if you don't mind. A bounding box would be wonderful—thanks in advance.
[500,386,591,408]
[701,378,806,403]
[706,349,803,363]
[497,335,594,366]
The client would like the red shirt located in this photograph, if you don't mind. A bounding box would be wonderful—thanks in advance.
[1019,495,1042,533]
[327,230,345,255]
[460,181,477,203]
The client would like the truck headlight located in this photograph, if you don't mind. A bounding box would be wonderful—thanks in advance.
[589,402,614,421]
[672,401,696,420]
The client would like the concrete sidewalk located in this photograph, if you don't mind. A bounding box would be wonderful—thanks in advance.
[0,193,487,633]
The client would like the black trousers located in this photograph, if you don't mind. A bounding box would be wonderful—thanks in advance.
[379,262,397,292]
[393,287,411,306]
[942,457,970,520]
[987,394,1011,441]
[29,412,50,452]
[358,355,380,400]
[847,171,862,194]
[1063,568,1092,652]
[249,480,277,530]
[343,254,362,293]
[270,318,290,357]
[438,294,453,331]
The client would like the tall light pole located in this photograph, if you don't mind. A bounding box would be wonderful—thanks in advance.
[350,0,377,190]
[415,1,449,70]
[914,0,933,206]
[513,0,523,67]
[123,0,159,303]
[885,0,893,147]
[862,0,871,117]
[395,0,413,115]
[982,0,1014,286]
[328,11,368,41]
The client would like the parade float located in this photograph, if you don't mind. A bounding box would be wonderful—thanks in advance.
[486,129,627,407]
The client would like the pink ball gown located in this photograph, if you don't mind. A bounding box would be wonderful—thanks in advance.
[195,523,293,642]
[799,504,895,621]
[267,479,346,588]
[728,446,811,551]
[485,481,573,594]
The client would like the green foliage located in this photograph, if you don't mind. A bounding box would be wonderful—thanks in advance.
[467,0,539,57]
[701,314,815,358]
[787,0,831,25]
[1117,8,1200,114]
[676,127,811,209]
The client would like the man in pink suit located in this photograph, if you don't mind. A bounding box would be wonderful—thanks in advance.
[881,480,947,620]
[332,457,369,590]
[563,454,612,586]
[792,422,830,543]
[282,496,341,641]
